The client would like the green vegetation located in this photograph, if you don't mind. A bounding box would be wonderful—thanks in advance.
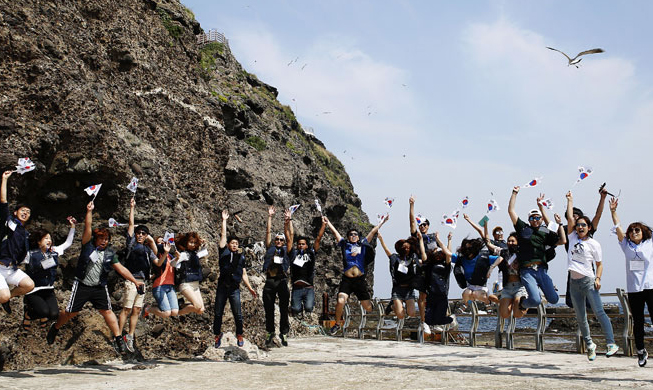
[182,5,196,21]
[198,42,225,80]
[286,140,297,152]
[245,136,267,151]
[346,204,373,234]
[218,95,228,103]
[311,142,352,192]
[156,7,183,39]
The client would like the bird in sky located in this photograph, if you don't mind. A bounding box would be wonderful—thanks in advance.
[546,47,604,68]
[301,63,308,70]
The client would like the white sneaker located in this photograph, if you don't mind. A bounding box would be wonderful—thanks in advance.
[606,343,619,357]
[422,322,431,335]
[587,342,597,361]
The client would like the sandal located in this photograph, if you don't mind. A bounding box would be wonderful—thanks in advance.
[22,312,32,331]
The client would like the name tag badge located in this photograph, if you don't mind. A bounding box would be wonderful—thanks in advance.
[630,260,645,271]
[41,257,56,269]
[7,220,17,231]
[398,262,409,274]
[197,248,209,258]
[274,255,283,264]
[179,252,189,262]
[90,251,100,263]
[293,255,306,267]
[350,246,361,256]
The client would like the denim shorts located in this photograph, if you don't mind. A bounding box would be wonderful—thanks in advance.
[500,282,527,300]
[153,284,179,312]
[391,285,416,301]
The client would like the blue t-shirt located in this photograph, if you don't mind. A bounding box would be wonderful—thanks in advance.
[451,253,498,282]
[338,237,368,274]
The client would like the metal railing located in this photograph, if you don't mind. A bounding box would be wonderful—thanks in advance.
[334,288,650,356]
[196,29,230,49]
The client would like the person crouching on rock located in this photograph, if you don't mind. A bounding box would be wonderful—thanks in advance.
[118,197,158,353]
[262,206,292,348]
[326,215,386,336]
[21,217,75,331]
[214,210,257,349]
[173,232,207,316]
[287,215,327,320]
[47,201,144,355]
[378,231,426,320]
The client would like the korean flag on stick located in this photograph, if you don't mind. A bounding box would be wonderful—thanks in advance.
[314,199,323,216]
[127,177,139,194]
[539,198,554,210]
[441,209,459,229]
[163,231,175,245]
[377,213,388,225]
[461,196,469,209]
[108,218,127,228]
[573,166,593,186]
[289,204,301,215]
[487,199,500,214]
[521,177,542,188]
[14,158,36,175]
[384,197,395,208]
[84,184,102,201]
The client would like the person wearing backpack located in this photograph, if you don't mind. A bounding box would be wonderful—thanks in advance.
[174,232,207,316]
[326,215,386,336]
[118,198,157,352]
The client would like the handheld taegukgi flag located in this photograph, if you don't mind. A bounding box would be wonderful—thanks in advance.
[314,199,322,215]
[84,184,102,201]
[384,197,395,208]
[415,213,425,226]
[573,166,593,186]
[441,209,460,229]
[288,204,301,215]
[14,158,36,175]
[461,196,469,209]
[108,218,127,228]
[539,198,554,210]
[487,199,500,213]
[163,231,175,245]
[377,213,388,225]
[521,177,542,188]
[127,177,139,193]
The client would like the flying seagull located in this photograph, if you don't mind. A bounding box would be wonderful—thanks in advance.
[546,47,604,68]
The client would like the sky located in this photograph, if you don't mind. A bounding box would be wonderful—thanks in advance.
[183,0,653,299]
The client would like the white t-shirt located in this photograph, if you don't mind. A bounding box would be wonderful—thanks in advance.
[618,237,653,293]
[567,231,602,278]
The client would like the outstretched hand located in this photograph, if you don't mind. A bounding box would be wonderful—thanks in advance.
[284,209,292,221]
[2,171,12,180]
[554,213,562,224]
[87,201,94,212]
[222,209,229,221]
[566,191,573,201]
[130,197,136,208]
[268,205,276,217]
[609,197,618,211]
[512,186,520,194]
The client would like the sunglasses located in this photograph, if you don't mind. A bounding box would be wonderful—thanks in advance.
[274,237,285,241]
[576,223,588,228]
[528,216,541,221]
[630,227,642,234]
[135,231,148,236]
[348,232,359,237]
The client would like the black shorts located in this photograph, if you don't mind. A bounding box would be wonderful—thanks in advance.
[411,275,427,293]
[65,280,112,312]
[338,275,371,301]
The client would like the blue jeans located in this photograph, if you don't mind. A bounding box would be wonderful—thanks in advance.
[213,284,243,336]
[291,286,315,314]
[569,276,615,345]
[152,284,179,312]
[520,266,559,308]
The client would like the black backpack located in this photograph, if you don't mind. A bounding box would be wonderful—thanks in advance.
[453,261,467,289]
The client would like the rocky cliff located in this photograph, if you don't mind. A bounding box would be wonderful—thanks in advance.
[0,0,372,370]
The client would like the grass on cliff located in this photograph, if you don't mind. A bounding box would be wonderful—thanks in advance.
[246,136,267,151]
[156,7,183,39]
[198,42,225,80]
[311,142,352,193]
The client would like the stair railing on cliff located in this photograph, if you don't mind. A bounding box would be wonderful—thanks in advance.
[196,29,230,51]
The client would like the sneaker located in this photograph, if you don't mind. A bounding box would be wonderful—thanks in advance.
[606,343,619,357]
[280,334,288,347]
[422,322,431,335]
[329,324,341,336]
[236,334,244,347]
[637,349,648,367]
[124,334,135,353]
[587,342,597,361]
[518,296,527,312]
[214,333,223,348]
[114,335,127,355]
[265,332,275,348]
[46,323,59,345]
[2,301,11,315]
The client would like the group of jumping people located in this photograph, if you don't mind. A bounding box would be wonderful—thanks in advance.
[1,170,651,367]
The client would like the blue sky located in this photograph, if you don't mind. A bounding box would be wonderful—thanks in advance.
[183,0,653,299]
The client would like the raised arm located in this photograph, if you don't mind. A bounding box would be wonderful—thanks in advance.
[365,214,389,242]
[409,195,417,235]
[153,242,171,267]
[53,217,77,255]
[0,171,11,204]
[508,186,520,225]
[145,234,158,255]
[219,210,229,249]
[591,187,608,230]
[265,205,275,248]
[565,191,575,235]
[127,197,135,236]
[377,232,392,257]
[487,255,503,279]
[537,193,551,226]
[416,231,426,263]
[314,216,327,251]
[81,201,94,245]
[284,209,293,252]
[554,213,566,246]
[324,217,343,242]
[609,198,625,242]
[447,231,453,252]
[435,231,452,259]
[463,213,485,239]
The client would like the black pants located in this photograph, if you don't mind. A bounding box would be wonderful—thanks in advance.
[24,289,59,321]
[425,294,452,325]
[628,289,653,350]
[263,278,290,335]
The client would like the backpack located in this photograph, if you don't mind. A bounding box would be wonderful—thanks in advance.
[453,261,467,289]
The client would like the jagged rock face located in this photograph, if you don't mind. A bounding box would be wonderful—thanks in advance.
[0,0,371,369]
